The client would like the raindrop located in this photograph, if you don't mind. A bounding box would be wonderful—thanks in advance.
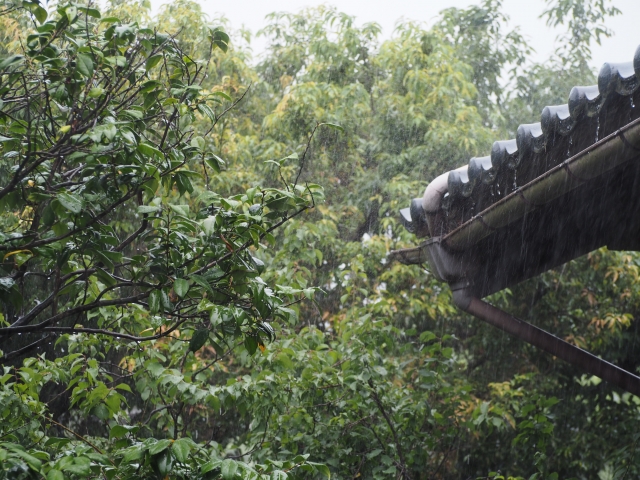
[496,182,501,196]
[512,171,518,190]
[631,97,636,109]
[566,136,573,159]
[595,117,600,142]
[490,185,495,200]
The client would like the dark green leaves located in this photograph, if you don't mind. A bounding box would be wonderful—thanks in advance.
[220,459,238,479]
[171,438,193,463]
[137,142,163,159]
[189,329,209,352]
[76,53,94,77]
[209,28,229,53]
[148,290,171,314]
[173,278,189,299]
[244,336,258,355]
[148,439,172,456]
[57,192,83,214]
[0,55,24,70]
[145,54,163,71]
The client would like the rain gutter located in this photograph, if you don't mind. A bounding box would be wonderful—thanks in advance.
[442,116,640,252]
[452,291,640,397]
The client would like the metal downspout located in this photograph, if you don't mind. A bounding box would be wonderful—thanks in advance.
[452,290,640,396]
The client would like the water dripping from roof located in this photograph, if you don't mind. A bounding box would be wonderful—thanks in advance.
[512,170,517,190]
[631,96,635,109]
[595,117,600,142]
[566,135,573,159]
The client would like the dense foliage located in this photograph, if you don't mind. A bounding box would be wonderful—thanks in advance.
[1,0,638,479]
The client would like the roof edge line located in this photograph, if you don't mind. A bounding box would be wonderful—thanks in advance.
[442,116,640,251]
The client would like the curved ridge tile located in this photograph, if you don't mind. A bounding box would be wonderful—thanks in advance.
[448,166,475,199]
[516,123,545,163]
[541,104,575,136]
[491,139,518,170]
[468,156,494,185]
[635,44,640,80]
[598,62,639,98]
[568,85,601,119]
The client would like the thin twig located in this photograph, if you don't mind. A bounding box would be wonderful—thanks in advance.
[293,122,319,188]
[43,416,115,465]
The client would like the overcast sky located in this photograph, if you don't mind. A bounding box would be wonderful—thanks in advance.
[149,0,640,70]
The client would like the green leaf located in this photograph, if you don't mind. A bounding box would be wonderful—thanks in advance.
[57,192,83,214]
[65,5,78,22]
[189,274,214,298]
[244,336,258,355]
[79,7,101,18]
[153,450,173,475]
[189,328,209,352]
[191,136,206,151]
[137,143,163,159]
[33,6,48,24]
[122,445,145,463]
[419,331,436,343]
[169,204,189,216]
[145,54,163,71]
[138,205,160,214]
[160,289,172,310]
[148,439,172,456]
[173,278,189,299]
[171,438,192,463]
[197,103,216,122]
[47,470,64,480]
[148,290,161,314]
[0,55,24,70]
[202,216,217,235]
[109,425,138,439]
[201,460,222,474]
[313,463,331,478]
[88,87,104,98]
[319,122,344,132]
[6,447,42,470]
[220,459,238,479]
[62,457,91,476]
[76,53,94,77]
[210,29,229,53]
[212,91,232,102]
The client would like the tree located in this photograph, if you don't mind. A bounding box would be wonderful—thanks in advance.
[0,1,329,478]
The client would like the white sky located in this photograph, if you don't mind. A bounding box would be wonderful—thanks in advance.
[150,0,640,70]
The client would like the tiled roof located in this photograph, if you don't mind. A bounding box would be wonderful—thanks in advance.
[401,44,640,241]
[393,46,640,395]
